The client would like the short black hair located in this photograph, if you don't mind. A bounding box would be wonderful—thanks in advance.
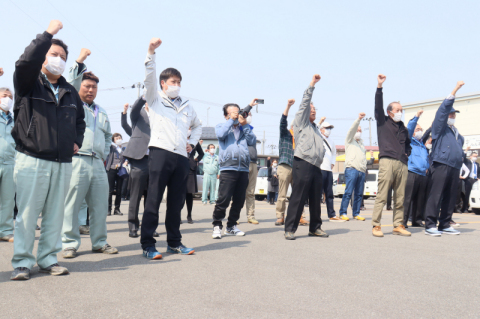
[112,133,122,142]
[82,71,99,84]
[223,103,240,117]
[207,144,215,149]
[51,39,69,59]
[159,68,182,89]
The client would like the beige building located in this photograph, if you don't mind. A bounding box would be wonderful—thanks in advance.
[403,91,480,154]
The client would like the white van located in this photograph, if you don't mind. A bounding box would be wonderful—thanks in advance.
[254,167,291,201]
[468,180,480,215]
[334,169,379,198]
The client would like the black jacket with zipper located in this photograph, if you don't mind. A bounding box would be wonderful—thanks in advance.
[12,31,86,163]
[374,88,411,165]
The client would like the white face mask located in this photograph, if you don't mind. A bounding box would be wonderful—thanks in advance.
[165,84,181,99]
[472,157,478,162]
[354,132,361,140]
[447,118,455,126]
[246,115,252,125]
[426,144,432,150]
[209,148,215,155]
[323,128,331,137]
[414,130,423,140]
[273,163,277,167]
[45,56,66,75]
[0,97,13,112]
[391,111,402,122]
[115,139,123,146]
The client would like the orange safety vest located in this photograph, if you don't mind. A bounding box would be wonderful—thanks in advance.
[289,129,295,149]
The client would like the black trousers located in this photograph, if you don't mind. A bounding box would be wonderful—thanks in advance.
[128,156,149,232]
[285,157,323,233]
[461,177,476,212]
[387,186,394,208]
[424,162,459,230]
[403,171,428,226]
[141,148,188,249]
[212,170,249,228]
[321,170,335,218]
[107,168,124,211]
[186,193,193,217]
[121,177,130,199]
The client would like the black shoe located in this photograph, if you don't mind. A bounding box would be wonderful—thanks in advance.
[129,230,139,238]
[180,220,183,224]
[187,217,193,224]
[308,228,329,237]
[411,222,425,227]
[107,211,112,216]
[113,209,123,216]
[153,231,159,237]
[36,225,41,230]
[386,207,392,211]
[304,204,309,207]
[403,224,409,229]
[284,232,296,240]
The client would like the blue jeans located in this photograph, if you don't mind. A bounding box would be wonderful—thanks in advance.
[339,167,365,217]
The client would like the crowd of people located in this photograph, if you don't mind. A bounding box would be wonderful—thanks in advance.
[0,20,478,281]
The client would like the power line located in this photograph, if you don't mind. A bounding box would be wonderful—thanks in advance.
[9,1,44,28]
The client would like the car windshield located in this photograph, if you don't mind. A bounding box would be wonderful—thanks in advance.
[366,173,376,182]
[258,167,268,177]
[338,174,345,184]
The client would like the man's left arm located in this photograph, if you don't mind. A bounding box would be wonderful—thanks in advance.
[67,49,90,91]
[104,114,113,160]
[74,94,86,149]
[188,108,202,146]
[243,125,256,146]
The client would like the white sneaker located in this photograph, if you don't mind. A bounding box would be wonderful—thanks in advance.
[212,226,222,239]
[224,225,245,236]
[203,202,207,206]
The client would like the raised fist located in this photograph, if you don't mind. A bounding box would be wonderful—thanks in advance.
[46,20,63,36]
[287,99,295,106]
[378,74,386,83]
[319,117,326,125]
[310,74,321,86]
[77,48,91,63]
[456,81,465,88]
[123,103,129,114]
[0,67,3,77]
[148,38,162,54]
[359,112,366,119]
[416,110,424,117]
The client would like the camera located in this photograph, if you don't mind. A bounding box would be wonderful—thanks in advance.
[239,99,263,118]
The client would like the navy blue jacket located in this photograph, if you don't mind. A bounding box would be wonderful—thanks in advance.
[407,116,429,176]
[430,98,464,169]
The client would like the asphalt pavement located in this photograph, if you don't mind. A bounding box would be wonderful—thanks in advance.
[1,197,479,318]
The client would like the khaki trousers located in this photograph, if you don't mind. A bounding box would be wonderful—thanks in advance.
[372,157,408,227]
[245,162,258,219]
[276,164,292,219]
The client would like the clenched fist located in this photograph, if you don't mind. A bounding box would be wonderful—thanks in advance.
[148,38,162,55]
[416,110,424,118]
[359,112,366,120]
[123,103,129,114]
[287,99,295,107]
[46,20,63,36]
[377,74,386,88]
[319,117,326,125]
[0,67,3,77]
[310,74,321,87]
[452,81,465,96]
[77,48,91,63]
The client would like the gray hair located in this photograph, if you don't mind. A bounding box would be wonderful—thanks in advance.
[0,87,12,94]
[387,101,400,113]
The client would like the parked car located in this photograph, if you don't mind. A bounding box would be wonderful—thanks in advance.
[466,180,480,215]
[254,167,291,201]
[334,170,379,199]
[335,173,346,197]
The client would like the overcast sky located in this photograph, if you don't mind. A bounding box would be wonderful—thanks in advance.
[2,0,479,155]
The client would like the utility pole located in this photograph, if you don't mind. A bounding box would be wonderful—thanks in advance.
[136,82,141,98]
[261,131,266,155]
[363,117,374,146]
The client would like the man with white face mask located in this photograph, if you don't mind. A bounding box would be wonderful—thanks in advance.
[318,118,339,221]
[372,74,411,237]
[10,20,86,280]
[424,81,465,236]
[402,110,430,228]
[0,87,15,244]
[202,144,219,205]
[141,37,201,259]
[338,113,368,221]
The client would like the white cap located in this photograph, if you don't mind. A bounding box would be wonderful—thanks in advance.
[320,121,334,129]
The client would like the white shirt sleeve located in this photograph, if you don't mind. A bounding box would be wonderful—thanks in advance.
[461,163,470,178]
[446,94,455,100]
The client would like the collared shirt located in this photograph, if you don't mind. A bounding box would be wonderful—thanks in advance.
[279,114,294,167]
[0,110,12,124]
[41,72,59,102]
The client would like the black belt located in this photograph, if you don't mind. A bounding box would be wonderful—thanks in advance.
[74,152,97,157]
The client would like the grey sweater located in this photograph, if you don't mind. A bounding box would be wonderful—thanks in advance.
[293,86,325,167]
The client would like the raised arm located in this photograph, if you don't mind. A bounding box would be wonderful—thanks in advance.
[374,74,387,125]
[407,110,423,139]
[144,38,162,105]
[280,99,295,137]
[431,81,464,140]
[194,142,204,162]
[293,75,320,129]
[346,114,364,144]
[67,48,90,91]
[121,103,132,137]
[130,96,146,125]
[14,20,63,97]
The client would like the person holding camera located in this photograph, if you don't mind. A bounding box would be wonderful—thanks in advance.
[211,101,257,239]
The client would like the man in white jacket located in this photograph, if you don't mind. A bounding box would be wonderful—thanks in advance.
[318,118,342,222]
[140,37,202,260]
